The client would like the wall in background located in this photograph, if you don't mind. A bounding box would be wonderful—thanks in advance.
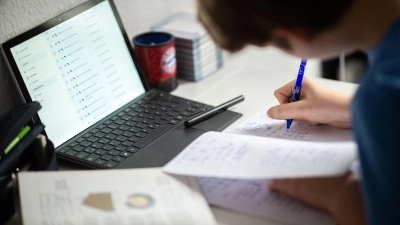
[0,0,196,114]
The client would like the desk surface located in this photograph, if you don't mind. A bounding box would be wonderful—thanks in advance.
[55,47,358,225]
[172,47,358,225]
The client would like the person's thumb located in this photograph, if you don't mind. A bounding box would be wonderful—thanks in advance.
[267,102,307,120]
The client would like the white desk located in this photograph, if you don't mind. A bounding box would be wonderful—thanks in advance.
[172,46,358,225]
[45,47,358,225]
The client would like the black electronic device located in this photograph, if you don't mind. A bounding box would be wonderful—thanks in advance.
[1,0,242,169]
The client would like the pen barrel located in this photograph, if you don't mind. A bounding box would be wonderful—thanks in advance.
[184,95,244,126]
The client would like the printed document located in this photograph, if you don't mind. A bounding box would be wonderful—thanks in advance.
[18,168,216,225]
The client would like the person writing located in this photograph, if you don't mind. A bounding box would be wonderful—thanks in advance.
[196,0,400,224]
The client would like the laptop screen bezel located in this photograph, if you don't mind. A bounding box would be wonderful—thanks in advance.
[1,0,150,140]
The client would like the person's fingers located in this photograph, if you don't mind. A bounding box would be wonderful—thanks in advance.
[293,119,319,126]
[268,178,327,211]
[267,101,307,120]
[274,80,296,104]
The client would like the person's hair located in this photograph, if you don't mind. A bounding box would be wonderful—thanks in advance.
[197,0,355,52]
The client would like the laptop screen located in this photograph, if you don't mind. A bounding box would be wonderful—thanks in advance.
[9,1,146,147]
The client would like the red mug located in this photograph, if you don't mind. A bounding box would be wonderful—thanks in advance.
[133,32,177,92]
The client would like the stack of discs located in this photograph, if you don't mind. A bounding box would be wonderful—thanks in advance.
[152,13,223,81]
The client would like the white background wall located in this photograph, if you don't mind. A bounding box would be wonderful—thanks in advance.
[0,0,196,114]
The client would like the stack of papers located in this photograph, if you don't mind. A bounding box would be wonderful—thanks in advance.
[152,13,223,81]
[163,100,358,225]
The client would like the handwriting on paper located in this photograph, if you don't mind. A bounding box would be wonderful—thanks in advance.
[230,102,354,143]
[164,132,357,179]
[198,177,335,225]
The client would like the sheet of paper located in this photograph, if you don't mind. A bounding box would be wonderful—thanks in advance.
[163,131,357,179]
[230,100,354,142]
[199,177,335,225]
[18,168,217,225]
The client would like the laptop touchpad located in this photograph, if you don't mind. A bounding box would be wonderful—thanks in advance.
[150,127,205,157]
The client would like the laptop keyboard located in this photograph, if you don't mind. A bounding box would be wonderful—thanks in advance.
[55,90,205,168]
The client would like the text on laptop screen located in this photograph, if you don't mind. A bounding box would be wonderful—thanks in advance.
[10,1,146,147]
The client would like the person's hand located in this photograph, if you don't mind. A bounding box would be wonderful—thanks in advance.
[267,77,353,128]
[269,173,366,225]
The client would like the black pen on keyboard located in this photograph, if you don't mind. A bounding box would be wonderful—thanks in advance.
[184,95,245,127]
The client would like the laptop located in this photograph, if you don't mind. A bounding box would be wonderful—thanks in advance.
[1,0,241,169]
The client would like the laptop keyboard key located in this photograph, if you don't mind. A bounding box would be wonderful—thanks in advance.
[126,146,140,153]
[105,133,117,139]
[94,132,106,138]
[101,128,113,134]
[128,136,141,142]
[122,131,134,137]
[168,119,179,125]
[103,120,112,125]
[104,161,118,168]
[80,141,92,147]
[83,133,92,138]
[114,145,127,151]
[128,111,137,117]
[73,145,85,152]
[159,116,170,121]
[112,129,124,135]
[76,137,85,143]
[94,159,106,166]
[121,141,133,147]
[129,127,141,133]
[121,116,132,121]
[75,152,89,159]
[113,156,125,163]
[98,138,110,144]
[108,123,119,129]
[174,115,184,121]
[97,124,106,129]
[186,107,196,112]
[118,125,130,131]
[65,150,78,156]
[154,120,166,125]
[109,140,121,146]
[148,115,157,120]
[116,136,127,142]
[68,142,78,147]
[180,111,190,116]
[101,144,114,151]
[120,152,132,158]
[101,155,113,161]
[87,136,99,142]
[90,129,99,134]
[124,121,137,126]
[135,123,146,129]
[147,124,159,129]
[115,119,125,125]
[135,132,147,138]
[167,112,178,117]
[57,146,70,153]
[110,116,118,121]
[84,147,96,153]
[85,154,99,162]
[141,119,151,124]
[108,150,121,156]
[141,128,154,134]
[94,149,107,156]
[91,142,104,148]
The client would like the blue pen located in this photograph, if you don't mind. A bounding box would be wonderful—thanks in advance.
[286,59,307,130]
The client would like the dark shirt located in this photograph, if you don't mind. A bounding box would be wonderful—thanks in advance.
[352,18,400,224]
